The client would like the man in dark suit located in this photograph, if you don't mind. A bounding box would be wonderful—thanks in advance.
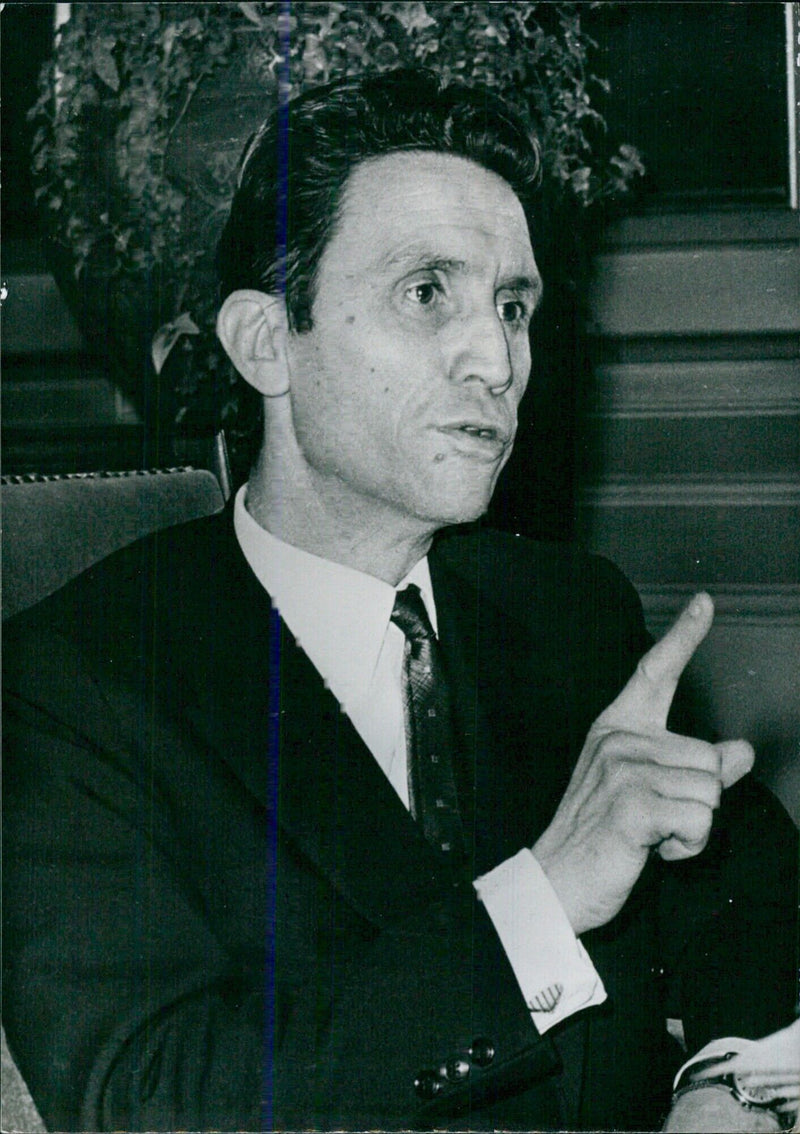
[3,70,797,1132]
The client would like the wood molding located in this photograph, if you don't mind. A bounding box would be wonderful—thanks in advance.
[579,476,800,507]
[586,359,800,418]
[599,208,800,249]
[592,333,800,365]
[588,245,800,337]
[638,584,800,626]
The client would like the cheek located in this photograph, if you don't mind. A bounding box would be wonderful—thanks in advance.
[511,340,532,396]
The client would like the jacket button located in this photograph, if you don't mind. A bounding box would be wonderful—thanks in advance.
[414,1070,442,1099]
[443,1057,470,1082]
[469,1036,496,1067]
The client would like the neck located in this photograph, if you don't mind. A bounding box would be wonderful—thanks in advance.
[246,430,437,586]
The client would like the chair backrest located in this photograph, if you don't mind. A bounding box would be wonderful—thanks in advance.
[1,455,229,1129]
[1,1025,46,1133]
[2,466,226,620]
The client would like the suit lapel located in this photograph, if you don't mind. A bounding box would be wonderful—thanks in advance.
[274,622,467,926]
[177,509,469,928]
[431,530,575,869]
[177,511,280,811]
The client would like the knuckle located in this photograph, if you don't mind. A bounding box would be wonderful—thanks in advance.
[596,729,637,761]
[635,656,657,689]
[599,754,635,796]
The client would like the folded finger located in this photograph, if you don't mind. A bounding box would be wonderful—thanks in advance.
[649,764,722,810]
[595,729,722,774]
[658,833,712,861]
[651,798,714,859]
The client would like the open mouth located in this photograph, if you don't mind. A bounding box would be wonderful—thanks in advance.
[458,424,500,441]
[435,422,511,460]
[439,422,509,445]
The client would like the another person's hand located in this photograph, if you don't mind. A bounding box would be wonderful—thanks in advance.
[533,593,754,935]
[700,1021,800,1130]
[662,1084,783,1132]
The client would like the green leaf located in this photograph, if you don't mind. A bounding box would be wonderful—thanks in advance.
[92,39,120,92]
[237,2,264,27]
[151,312,200,375]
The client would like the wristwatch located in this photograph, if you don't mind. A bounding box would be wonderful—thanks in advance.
[672,1052,792,1130]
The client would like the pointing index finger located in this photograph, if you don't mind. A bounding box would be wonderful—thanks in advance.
[602,593,714,730]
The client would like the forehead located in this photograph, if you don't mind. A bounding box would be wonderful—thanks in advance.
[322,150,537,281]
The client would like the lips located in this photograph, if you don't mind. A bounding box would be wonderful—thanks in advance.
[437,420,512,447]
[459,424,501,441]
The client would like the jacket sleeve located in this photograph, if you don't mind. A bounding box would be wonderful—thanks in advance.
[657,772,799,1056]
[2,624,269,1131]
[275,867,564,1129]
[569,554,799,1056]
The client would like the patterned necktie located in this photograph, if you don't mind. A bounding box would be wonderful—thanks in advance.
[391,585,465,860]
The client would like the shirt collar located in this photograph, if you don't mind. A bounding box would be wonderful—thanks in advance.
[233,484,436,712]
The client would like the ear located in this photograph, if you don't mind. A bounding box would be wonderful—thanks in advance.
[216,289,290,397]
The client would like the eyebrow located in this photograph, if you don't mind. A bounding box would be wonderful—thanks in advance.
[378,247,466,273]
[504,275,544,310]
[379,247,543,307]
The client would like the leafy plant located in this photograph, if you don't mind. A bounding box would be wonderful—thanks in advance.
[30,1,642,469]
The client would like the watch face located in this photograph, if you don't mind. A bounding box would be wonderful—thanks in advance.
[733,1072,783,1106]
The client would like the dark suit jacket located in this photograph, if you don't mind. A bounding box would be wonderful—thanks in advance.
[3,510,797,1132]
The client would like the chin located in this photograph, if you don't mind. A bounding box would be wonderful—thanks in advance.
[399,464,502,530]
[437,472,501,526]
[418,491,494,529]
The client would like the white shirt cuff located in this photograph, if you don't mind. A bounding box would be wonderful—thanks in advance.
[473,848,607,1034]
[673,1037,747,1090]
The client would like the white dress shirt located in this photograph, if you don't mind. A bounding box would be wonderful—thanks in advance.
[234,485,606,1033]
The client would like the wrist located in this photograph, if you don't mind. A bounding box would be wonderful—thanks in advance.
[665,1083,783,1133]
[530,838,584,936]
[671,1054,791,1132]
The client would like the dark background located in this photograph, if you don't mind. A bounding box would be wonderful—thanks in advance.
[3,3,790,247]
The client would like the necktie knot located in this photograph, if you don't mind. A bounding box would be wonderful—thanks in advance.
[391,584,435,645]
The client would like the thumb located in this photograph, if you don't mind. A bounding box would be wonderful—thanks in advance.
[716,738,755,789]
[601,593,714,730]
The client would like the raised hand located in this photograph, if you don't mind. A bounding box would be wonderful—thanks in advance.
[532,593,754,936]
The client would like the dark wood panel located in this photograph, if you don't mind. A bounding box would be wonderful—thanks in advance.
[579,415,800,480]
[578,492,800,586]
[1,425,149,477]
[2,272,84,354]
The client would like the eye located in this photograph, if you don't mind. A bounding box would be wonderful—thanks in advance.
[497,299,530,326]
[406,281,441,306]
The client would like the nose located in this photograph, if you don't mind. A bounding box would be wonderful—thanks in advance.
[448,306,513,395]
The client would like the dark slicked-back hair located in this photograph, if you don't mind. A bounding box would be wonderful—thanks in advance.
[217,68,541,332]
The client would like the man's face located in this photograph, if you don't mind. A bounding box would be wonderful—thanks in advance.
[284,150,540,535]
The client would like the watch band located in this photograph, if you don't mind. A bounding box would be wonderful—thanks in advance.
[672,1054,792,1130]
